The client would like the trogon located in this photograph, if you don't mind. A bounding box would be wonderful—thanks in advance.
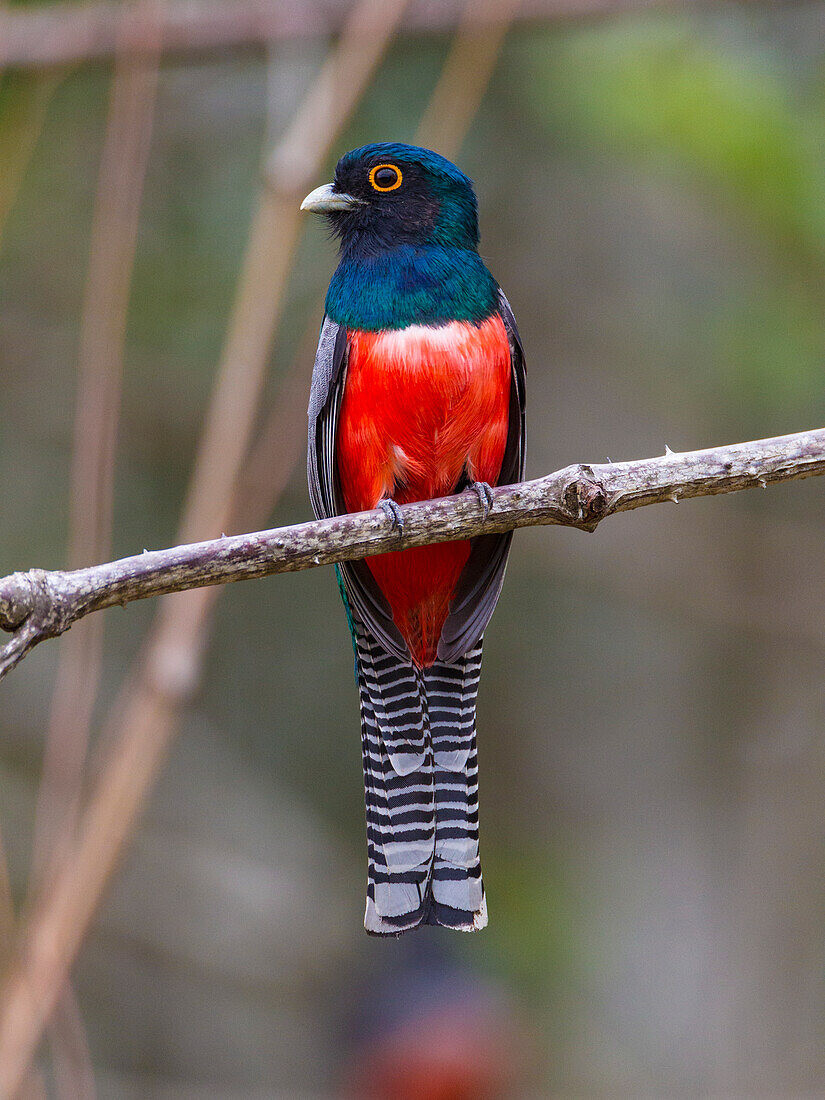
[302,143,526,934]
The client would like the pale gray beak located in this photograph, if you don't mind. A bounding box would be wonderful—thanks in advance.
[300,183,363,213]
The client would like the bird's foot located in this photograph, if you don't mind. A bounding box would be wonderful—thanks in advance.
[379,498,404,535]
[465,480,494,520]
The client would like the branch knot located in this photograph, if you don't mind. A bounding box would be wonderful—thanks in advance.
[563,465,608,528]
[0,570,73,638]
[0,572,37,633]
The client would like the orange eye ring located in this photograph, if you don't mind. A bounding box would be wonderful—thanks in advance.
[369,163,403,192]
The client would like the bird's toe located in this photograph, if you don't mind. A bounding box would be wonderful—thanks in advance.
[466,481,494,520]
[379,498,405,535]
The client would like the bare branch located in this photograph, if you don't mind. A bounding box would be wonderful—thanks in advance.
[1,427,822,683]
[0,0,686,69]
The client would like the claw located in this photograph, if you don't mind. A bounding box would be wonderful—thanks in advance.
[466,480,494,520]
[379,498,404,535]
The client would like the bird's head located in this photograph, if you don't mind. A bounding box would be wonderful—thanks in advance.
[301,142,480,257]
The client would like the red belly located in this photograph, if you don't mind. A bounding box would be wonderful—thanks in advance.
[336,315,511,666]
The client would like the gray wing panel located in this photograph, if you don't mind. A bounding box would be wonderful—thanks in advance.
[307,315,348,520]
[436,288,527,663]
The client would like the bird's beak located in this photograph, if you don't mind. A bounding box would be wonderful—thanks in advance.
[300,183,363,213]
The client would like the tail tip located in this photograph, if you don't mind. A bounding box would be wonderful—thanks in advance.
[364,889,487,935]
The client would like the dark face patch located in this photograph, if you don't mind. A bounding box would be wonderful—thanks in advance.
[324,146,479,257]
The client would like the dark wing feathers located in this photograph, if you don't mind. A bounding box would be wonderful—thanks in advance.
[495,288,528,487]
[308,289,526,665]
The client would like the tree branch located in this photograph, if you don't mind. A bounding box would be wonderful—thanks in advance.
[1,426,823,683]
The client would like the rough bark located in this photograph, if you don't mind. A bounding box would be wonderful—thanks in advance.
[1,427,823,682]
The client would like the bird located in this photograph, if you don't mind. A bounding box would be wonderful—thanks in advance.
[302,143,526,934]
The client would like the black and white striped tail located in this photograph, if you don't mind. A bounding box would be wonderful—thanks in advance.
[354,622,486,935]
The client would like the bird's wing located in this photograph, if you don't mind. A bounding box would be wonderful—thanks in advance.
[308,315,409,660]
[307,315,347,518]
[437,288,527,663]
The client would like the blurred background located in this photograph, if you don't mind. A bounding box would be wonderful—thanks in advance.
[2,0,825,1096]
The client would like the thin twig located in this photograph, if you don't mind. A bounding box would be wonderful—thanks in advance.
[0,0,681,69]
[1,427,823,680]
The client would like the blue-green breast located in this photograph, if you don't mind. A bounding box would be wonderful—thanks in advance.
[325,244,499,332]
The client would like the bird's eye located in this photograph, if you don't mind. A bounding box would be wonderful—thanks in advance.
[369,163,403,192]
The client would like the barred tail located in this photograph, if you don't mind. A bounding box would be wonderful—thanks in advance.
[355,623,486,935]
[424,641,486,930]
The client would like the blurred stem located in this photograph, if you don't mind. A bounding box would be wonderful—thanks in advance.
[0,70,65,254]
[32,0,163,894]
[0,837,46,1100]
[0,24,51,1100]
[48,988,96,1100]
[415,0,518,159]
[29,0,161,914]
[0,0,669,69]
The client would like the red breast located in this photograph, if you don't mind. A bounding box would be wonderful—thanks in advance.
[336,315,510,665]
